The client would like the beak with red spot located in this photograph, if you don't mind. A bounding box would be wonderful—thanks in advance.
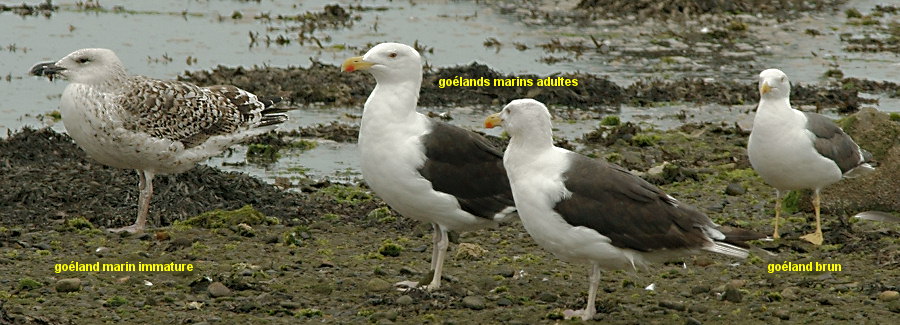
[484,112,502,129]
[341,56,374,73]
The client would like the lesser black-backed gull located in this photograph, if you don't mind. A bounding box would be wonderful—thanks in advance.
[30,48,288,233]
[341,43,516,291]
[748,68,874,245]
[485,99,760,320]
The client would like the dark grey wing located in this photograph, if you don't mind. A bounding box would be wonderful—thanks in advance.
[120,78,283,147]
[803,112,868,174]
[554,153,713,252]
[418,120,516,220]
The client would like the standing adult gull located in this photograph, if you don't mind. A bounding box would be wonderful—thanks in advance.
[485,99,761,320]
[341,43,516,291]
[30,48,289,233]
[748,69,874,245]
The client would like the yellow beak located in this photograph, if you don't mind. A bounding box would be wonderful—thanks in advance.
[341,56,374,72]
[484,113,502,129]
[760,82,772,95]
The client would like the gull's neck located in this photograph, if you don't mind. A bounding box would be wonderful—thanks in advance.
[507,126,555,164]
[362,74,422,123]
[757,96,791,115]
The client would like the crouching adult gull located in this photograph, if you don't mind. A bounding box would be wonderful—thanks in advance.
[485,99,761,320]
[30,48,289,233]
[341,43,516,291]
[748,69,874,245]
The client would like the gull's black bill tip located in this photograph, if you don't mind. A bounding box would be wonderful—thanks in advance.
[29,61,65,80]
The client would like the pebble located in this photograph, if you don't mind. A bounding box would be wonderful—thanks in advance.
[781,287,800,301]
[726,279,746,289]
[94,247,111,257]
[55,278,82,293]
[773,309,790,320]
[537,292,557,303]
[496,267,515,278]
[691,285,711,296]
[724,182,745,196]
[889,301,900,313]
[455,243,487,260]
[687,305,708,313]
[684,317,702,325]
[399,266,419,275]
[496,298,512,306]
[723,287,742,303]
[878,290,899,302]
[207,282,231,298]
[366,278,392,292]
[462,296,486,310]
[396,295,414,305]
[659,300,686,311]
[280,301,300,309]
[371,311,398,322]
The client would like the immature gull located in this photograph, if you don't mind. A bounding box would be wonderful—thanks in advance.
[30,48,288,233]
[341,43,515,291]
[748,68,874,245]
[485,99,762,320]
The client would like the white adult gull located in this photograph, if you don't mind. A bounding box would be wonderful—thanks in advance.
[485,99,762,320]
[748,68,874,245]
[30,48,289,233]
[341,43,516,291]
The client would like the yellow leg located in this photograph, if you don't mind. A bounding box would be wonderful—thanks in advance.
[800,190,824,245]
[772,190,781,239]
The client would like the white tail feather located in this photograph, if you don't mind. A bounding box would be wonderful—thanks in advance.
[703,242,749,259]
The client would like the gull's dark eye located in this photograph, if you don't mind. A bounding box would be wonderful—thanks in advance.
[780,76,785,83]
[76,57,90,64]
[388,52,397,58]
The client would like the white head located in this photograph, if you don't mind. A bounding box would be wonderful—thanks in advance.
[30,48,126,85]
[758,68,791,100]
[484,99,554,148]
[341,42,422,84]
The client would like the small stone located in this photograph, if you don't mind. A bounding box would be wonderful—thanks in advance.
[372,311,398,321]
[496,267,515,278]
[687,305,708,313]
[684,317,702,325]
[723,287,742,303]
[878,290,899,302]
[724,183,745,196]
[659,300,686,311]
[496,298,512,306]
[55,278,82,293]
[691,285,710,296]
[773,309,790,320]
[280,301,300,309]
[396,295,414,305]
[208,282,231,298]
[399,266,419,276]
[781,287,799,300]
[366,278,392,292]
[726,279,746,289]
[154,231,170,241]
[889,301,900,313]
[537,292,557,303]
[817,296,838,306]
[455,243,487,260]
[461,296,485,310]
[94,247,111,257]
